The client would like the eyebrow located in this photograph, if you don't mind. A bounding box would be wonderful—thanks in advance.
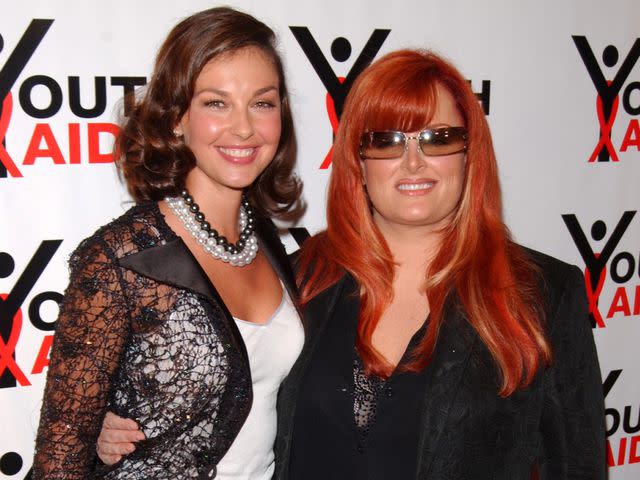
[195,86,279,97]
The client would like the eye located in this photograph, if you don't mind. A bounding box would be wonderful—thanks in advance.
[204,99,226,109]
[254,100,277,110]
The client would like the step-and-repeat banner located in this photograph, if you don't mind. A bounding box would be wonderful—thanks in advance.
[1,0,639,478]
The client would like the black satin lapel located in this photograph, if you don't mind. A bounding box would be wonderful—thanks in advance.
[255,217,298,299]
[415,302,478,477]
[118,238,218,302]
[117,238,250,366]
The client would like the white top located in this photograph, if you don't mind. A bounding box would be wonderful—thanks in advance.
[215,286,304,480]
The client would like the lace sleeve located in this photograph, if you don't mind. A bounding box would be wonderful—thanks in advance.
[32,235,131,479]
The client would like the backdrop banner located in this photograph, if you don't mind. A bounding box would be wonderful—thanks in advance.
[1,1,639,478]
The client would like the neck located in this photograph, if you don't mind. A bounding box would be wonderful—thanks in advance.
[184,171,244,242]
[374,217,444,271]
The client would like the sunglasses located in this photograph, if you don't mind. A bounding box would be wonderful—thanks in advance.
[359,127,468,159]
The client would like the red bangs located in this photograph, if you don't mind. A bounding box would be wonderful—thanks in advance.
[361,73,439,133]
[354,52,466,134]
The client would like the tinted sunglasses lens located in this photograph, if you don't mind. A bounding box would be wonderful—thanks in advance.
[419,127,467,156]
[361,132,406,159]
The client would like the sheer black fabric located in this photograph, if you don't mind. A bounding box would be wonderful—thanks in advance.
[352,354,385,435]
[33,202,294,479]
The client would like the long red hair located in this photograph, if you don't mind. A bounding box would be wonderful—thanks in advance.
[297,49,551,396]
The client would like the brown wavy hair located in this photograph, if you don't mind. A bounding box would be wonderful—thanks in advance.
[297,50,551,396]
[116,7,302,218]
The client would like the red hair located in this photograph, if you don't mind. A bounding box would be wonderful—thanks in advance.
[297,49,551,396]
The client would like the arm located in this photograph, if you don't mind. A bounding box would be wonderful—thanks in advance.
[539,265,606,480]
[32,237,131,479]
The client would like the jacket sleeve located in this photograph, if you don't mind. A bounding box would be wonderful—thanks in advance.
[32,236,131,479]
[539,265,606,480]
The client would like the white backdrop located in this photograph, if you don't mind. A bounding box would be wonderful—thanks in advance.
[1,0,639,478]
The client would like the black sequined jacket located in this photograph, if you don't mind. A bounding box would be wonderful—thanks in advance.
[33,201,299,480]
[274,249,606,479]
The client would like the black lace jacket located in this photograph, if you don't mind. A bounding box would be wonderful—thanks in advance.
[33,202,298,480]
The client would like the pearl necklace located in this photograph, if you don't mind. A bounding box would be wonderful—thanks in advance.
[165,190,259,267]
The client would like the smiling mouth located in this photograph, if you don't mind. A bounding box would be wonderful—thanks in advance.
[397,182,434,191]
[218,147,256,157]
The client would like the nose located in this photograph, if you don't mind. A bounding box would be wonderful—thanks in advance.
[402,136,426,172]
[230,107,255,140]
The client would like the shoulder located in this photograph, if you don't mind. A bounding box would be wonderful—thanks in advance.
[69,202,171,268]
[520,246,584,308]
[519,246,588,337]
[521,246,582,287]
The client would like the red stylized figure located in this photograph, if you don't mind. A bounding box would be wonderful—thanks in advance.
[0,294,30,386]
[589,80,619,163]
[0,93,23,177]
[320,77,345,170]
[584,260,607,328]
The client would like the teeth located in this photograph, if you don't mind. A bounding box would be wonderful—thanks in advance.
[219,147,255,157]
[397,182,434,191]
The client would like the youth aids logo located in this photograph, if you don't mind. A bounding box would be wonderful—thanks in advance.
[573,36,640,162]
[0,19,145,179]
[0,241,63,390]
[604,369,640,467]
[289,27,390,169]
[290,26,492,169]
[562,211,638,328]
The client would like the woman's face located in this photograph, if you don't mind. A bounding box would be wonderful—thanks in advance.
[177,46,282,195]
[361,85,466,234]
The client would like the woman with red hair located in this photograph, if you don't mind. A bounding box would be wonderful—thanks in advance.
[275,49,605,479]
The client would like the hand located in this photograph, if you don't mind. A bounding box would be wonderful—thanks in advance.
[96,412,145,465]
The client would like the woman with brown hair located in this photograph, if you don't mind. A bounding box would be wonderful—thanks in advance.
[275,49,605,479]
[32,7,303,479]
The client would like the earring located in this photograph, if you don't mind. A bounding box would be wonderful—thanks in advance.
[173,128,183,137]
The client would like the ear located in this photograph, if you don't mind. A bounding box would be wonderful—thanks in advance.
[173,113,187,137]
[173,120,184,137]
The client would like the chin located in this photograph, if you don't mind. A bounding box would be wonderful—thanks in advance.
[215,171,263,190]
[396,212,450,228]
[223,181,257,191]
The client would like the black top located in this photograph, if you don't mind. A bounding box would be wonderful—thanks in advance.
[275,248,606,480]
[290,275,429,480]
